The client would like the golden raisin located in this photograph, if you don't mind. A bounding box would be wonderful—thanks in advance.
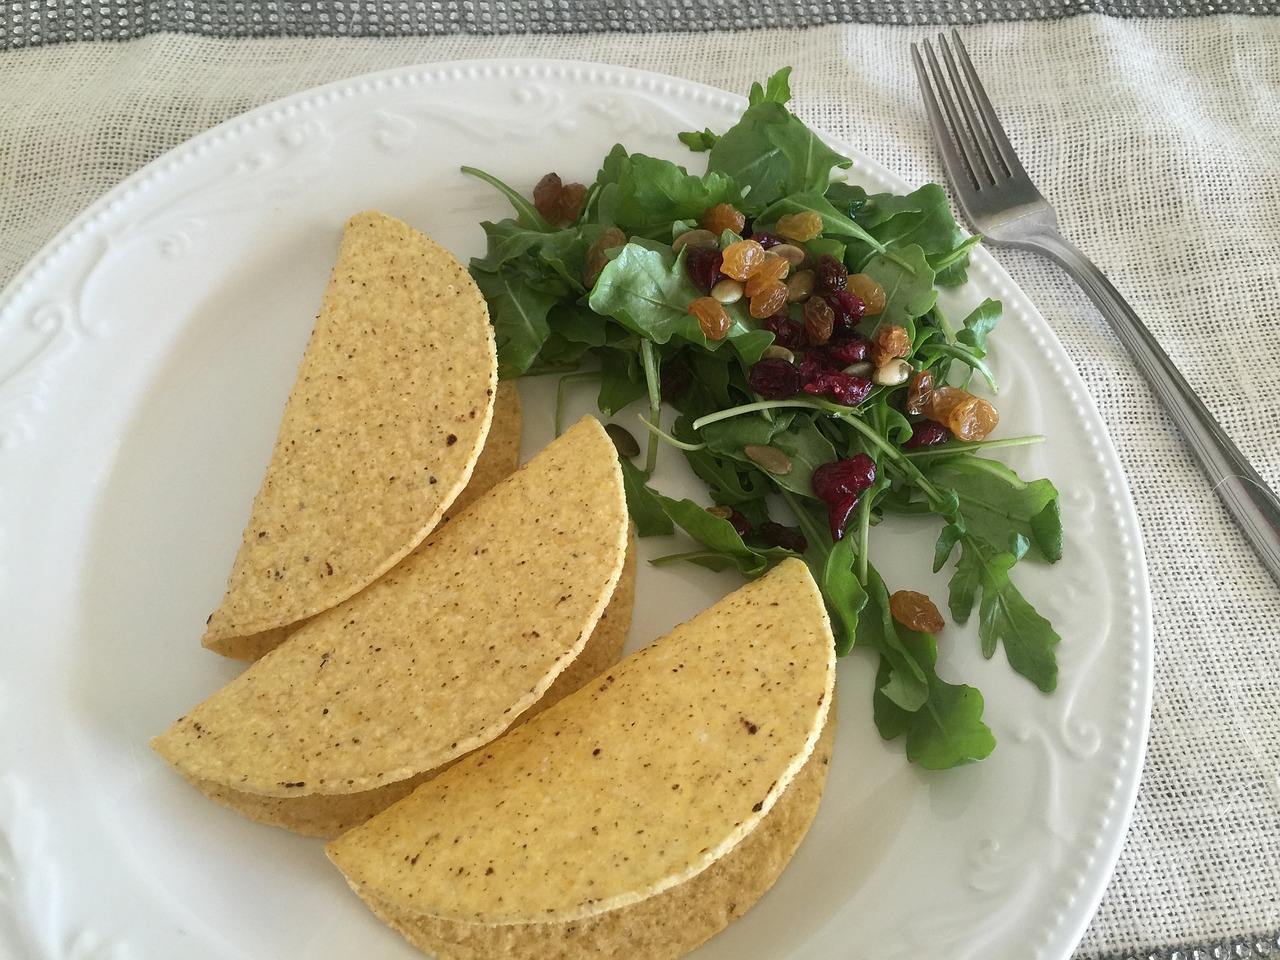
[905,369,935,417]
[774,210,824,242]
[744,256,790,296]
[532,172,586,228]
[702,203,747,236]
[945,394,1000,442]
[802,296,835,345]
[889,590,946,633]
[848,273,887,315]
[870,323,912,366]
[688,296,731,341]
[748,280,789,319]
[926,385,966,424]
[720,239,766,281]
[584,226,627,287]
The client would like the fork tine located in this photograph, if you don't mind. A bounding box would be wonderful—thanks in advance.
[942,30,1032,182]
[933,34,1006,185]
[911,39,985,191]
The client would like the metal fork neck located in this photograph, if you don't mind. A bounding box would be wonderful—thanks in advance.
[1004,226,1280,589]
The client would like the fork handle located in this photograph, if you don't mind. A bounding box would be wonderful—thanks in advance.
[1015,227,1280,589]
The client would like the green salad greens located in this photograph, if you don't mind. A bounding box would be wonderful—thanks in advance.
[463,68,1063,769]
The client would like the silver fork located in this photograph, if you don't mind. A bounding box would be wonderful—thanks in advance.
[912,30,1280,589]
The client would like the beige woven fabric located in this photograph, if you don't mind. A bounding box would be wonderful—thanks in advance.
[2,17,1278,959]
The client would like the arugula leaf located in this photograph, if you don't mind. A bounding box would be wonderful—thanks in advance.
[957,297,1001,356]
[586,241,708,345]
[872,627,996,768]
[461,165,555,232]
[756,191,893,259]
[594,146,741,237]
[976,535,1059,691]
[701,71,852,212]
[819,534,866,656]
[856,564,929,712]
[926,457,1063,563]
[749,66,793,105]
[856,183,976,283]
[618,456,675,537]
[922,455,1063,691]
[824,181,869,218]
[678,128,720,152]
[648,491,792,577]
[698,412,837,500]
[470,268,557,378]
[859,244,939,332]
[596,347,648,416]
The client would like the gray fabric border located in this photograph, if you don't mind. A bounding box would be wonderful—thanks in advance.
[5,0,1280,49]
[1084,931,1280,960]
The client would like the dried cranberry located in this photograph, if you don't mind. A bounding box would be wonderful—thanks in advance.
[801,369,872,406]
[812,454,877,542]
[684,245,725,292]
[825,492,861,541]
[798,347,835,380]
[825,290,866,333]
[905,419,950,448]
[748,231,783,249]
[763,314,804,350]
[811,454,877,506]
[825,333,870,366]
[815,253,848,294]
[748,357,802,399]
[760,521,808,554]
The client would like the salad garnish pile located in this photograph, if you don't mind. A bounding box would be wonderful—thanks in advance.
[463,68,1063,769]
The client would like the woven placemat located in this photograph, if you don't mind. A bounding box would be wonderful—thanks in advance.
[5,0,1280,49]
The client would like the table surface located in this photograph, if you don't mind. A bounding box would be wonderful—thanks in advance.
[1,5,1278,960]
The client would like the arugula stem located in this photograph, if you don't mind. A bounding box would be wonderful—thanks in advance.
[932,305,959,345]
[855,483,875,584]
[929,343,997,392]
[931,452,1030,490]
[902,434,1045,459]
[555,371,601,437]
[639,339,662,475]
[461,166,555,232]
[634,415,707,452]
[649,550,731,568]
[691,397,831,431]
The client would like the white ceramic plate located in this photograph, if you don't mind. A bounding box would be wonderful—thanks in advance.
[0,60,1152,960]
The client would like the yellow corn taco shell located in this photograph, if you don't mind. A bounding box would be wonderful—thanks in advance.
[212,378,523,662]
[202,210,498,659]
[154,416,629,832]
[325,557,836,959]
[170,535,635,838]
